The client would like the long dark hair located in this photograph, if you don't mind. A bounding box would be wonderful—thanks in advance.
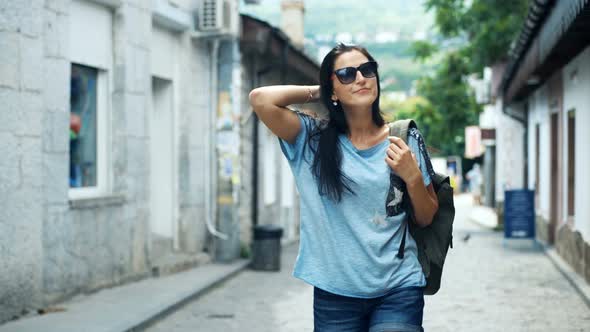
[308,43,385,202]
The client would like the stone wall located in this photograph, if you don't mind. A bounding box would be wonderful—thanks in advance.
[239,57,255,254]
[556,224,590,283]
[0,0,214,322]
[40,0,153,305]
[535,215,550,245]
[0,0,49,322]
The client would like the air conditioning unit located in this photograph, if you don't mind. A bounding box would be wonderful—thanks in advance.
[197,0,230,31]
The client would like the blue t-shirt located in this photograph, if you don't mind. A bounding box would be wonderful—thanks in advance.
[278,111,435,298]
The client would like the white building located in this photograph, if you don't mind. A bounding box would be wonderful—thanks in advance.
[498,0,590,283]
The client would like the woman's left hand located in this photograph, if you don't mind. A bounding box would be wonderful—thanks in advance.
[385,136,422,185]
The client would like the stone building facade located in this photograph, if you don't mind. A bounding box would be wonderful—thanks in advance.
[0,0,240,322]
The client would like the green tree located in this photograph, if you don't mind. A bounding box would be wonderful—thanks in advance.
[382,95,444,154]
[408,0,528,156]
[417,52,480,156]
[410,41,439,63]
[424,0,529,74]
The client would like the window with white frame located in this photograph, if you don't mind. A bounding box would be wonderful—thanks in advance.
[70,64,98,188]
[68,0,113,198]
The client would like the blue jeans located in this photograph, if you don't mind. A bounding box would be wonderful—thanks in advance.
[313,286,424,332]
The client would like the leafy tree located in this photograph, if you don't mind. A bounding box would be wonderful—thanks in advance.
[410,41,439,63]
[416,52,480,156]
[406,0,528,156]
[424,0,529,74]
[382,95,445,154]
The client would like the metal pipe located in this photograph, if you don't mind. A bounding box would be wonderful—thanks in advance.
[205,38,228,240]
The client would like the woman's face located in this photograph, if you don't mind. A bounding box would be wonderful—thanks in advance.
[331,50,378,111]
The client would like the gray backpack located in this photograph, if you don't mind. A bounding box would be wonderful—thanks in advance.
[389,119,455,295]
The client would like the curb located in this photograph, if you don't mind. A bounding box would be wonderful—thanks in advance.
[0,259,252,332]
[126,259,251,332]
[541,244,590,309]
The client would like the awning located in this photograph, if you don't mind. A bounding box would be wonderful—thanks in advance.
[239,14,320,84]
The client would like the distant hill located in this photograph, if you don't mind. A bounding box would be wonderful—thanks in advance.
[240,0,434,92]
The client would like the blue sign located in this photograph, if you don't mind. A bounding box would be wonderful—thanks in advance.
[504,190,535,238]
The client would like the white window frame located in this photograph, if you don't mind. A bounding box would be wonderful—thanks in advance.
[68,0,114,200]
[68,67,111,200]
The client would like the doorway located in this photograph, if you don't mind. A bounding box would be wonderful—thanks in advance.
[150,77,178,253]
[549,112,559,244]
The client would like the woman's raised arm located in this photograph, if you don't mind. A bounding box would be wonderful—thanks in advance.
[248,85,319,144]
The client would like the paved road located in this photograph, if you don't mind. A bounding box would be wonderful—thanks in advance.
[146,194,590,331]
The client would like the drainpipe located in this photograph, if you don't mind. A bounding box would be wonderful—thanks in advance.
[206,38,228,240]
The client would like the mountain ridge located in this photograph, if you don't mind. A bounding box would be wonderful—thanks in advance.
[239,0,434,92]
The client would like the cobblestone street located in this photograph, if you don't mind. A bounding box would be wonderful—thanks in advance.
[146,195,590,331]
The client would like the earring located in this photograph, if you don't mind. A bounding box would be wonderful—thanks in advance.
[332,101,338,106]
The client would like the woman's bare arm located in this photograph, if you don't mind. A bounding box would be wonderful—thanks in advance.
[248,85,320,144]
[406,179,439,227]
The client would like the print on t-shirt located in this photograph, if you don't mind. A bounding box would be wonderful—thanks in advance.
[386,173,406,216]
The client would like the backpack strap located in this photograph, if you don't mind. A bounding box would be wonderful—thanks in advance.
[388,119,417,259]
[388,119,416,142]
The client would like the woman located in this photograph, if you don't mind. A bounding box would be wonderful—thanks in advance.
[249,43,438,332]
[466,163,483,205]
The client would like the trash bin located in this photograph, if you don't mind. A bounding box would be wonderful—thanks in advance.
[251,224,283,271]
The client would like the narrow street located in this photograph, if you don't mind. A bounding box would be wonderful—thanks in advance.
[145,194,590,332]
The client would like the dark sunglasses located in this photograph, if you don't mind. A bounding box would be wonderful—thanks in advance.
[332,61,378,84]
